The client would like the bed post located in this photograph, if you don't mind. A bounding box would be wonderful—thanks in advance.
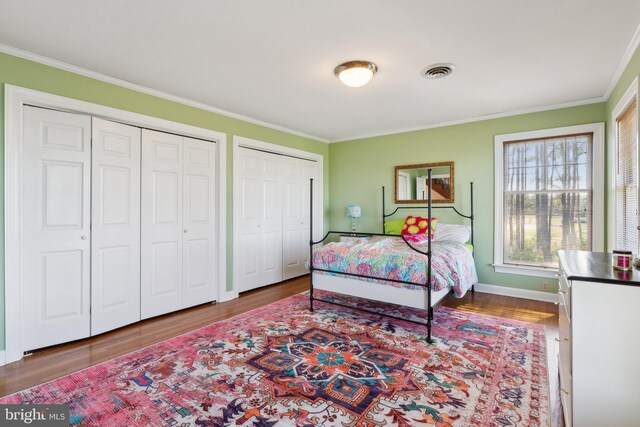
[470,181,475,294]
[309,178,314,312]
[427,169,433,344]
[382,186,386,233]
[470,182,475,248]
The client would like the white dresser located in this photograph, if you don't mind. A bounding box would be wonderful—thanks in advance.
[557,250,640,427]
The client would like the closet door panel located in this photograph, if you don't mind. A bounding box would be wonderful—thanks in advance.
[282,160,303,279]
[141,130,183,319]
[91,118,141,335]
[182,137,216,308]
[236,149,265,292]
[22,107,92,350]
[241,234,259,276]
[151,241,181,293]
[284,229,301,269]
[283,158,317,280]
[300,162,317,266]
[239,177,261,279]
[260,155,283,284]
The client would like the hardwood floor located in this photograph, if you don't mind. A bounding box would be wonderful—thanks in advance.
[0,277,308,398]
[0,278,561,425]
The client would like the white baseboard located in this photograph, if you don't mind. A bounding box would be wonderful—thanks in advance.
[0,350,6,366]
[474,283,558,303]
[219,291,239,303]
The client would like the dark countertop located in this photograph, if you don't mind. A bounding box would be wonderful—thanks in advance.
[558,250,640,286]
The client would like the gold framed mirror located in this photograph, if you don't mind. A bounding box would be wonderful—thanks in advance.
[395,161,454,204]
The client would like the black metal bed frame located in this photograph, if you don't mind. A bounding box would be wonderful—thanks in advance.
[308,170,475,343]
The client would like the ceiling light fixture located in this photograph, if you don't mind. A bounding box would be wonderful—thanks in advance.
[334,60,378,87]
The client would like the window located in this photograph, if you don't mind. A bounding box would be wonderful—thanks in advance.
[615,97,638,252]
[494,124,604,277]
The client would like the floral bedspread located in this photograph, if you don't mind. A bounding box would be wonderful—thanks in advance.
[307,236,478,296]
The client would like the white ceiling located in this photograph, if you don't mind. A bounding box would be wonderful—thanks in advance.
[1,1,639,142]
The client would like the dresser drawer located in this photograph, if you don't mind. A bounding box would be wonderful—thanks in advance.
[559,287,571,319]
[558,303,571,370]
[559,270,570,293]
[558,301,572,426]
[559,271,571,319]
[559,374,573,427]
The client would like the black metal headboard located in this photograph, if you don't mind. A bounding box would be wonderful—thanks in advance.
[382,182,474,247]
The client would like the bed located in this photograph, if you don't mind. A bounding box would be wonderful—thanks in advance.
[306,171,478,343]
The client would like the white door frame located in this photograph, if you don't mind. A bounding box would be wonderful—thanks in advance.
[4,84,227,365]
[232,136,324,295]
[397,171,410,200]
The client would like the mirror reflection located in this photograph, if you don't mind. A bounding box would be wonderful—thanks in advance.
[395,162,454,204]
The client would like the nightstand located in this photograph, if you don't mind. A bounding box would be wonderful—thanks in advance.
[339,234,372,243]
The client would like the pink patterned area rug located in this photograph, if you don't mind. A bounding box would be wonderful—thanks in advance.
[1,292,549,426]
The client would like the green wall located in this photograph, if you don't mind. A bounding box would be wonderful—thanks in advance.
[329,103,607,293]
[0,52,329,350]
[607,44,640,122]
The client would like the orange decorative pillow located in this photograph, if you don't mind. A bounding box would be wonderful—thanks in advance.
[401,216,437,237]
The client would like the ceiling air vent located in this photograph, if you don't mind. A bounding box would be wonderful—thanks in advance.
[421,63,455,79]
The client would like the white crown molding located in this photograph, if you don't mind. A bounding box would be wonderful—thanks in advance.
[604,22,640,100]
[0,43,330,143]
[331,96,606,143]
[331,22,640,143]
[2,21,638,146]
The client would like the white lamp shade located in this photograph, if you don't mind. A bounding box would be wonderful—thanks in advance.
[347,205,361,218]
[338,67,374,88]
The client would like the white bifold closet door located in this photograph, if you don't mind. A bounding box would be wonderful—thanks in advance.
[22,106,92,350]
[236,147,317,292]
[21,108,217,350]
[141,129,216,319]
[236,148,284,292]
[90,118,141,335]
[182,137,217,308]
[282,157,316,280]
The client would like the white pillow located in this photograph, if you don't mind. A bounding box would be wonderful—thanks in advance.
[435,223,471,243]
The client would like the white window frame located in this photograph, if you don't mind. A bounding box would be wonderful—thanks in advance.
[610,77,639,252]
[494,123,605,277]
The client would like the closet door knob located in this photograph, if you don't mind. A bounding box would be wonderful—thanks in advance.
[258,224,261,228]
[81,235,87,240]
[183,229,188,233]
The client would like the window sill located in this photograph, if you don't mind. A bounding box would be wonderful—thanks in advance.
[493,264,558,278]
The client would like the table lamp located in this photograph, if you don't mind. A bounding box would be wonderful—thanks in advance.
[347,204,361,233]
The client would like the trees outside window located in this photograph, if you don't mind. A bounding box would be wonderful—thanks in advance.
[503,134,592,267]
